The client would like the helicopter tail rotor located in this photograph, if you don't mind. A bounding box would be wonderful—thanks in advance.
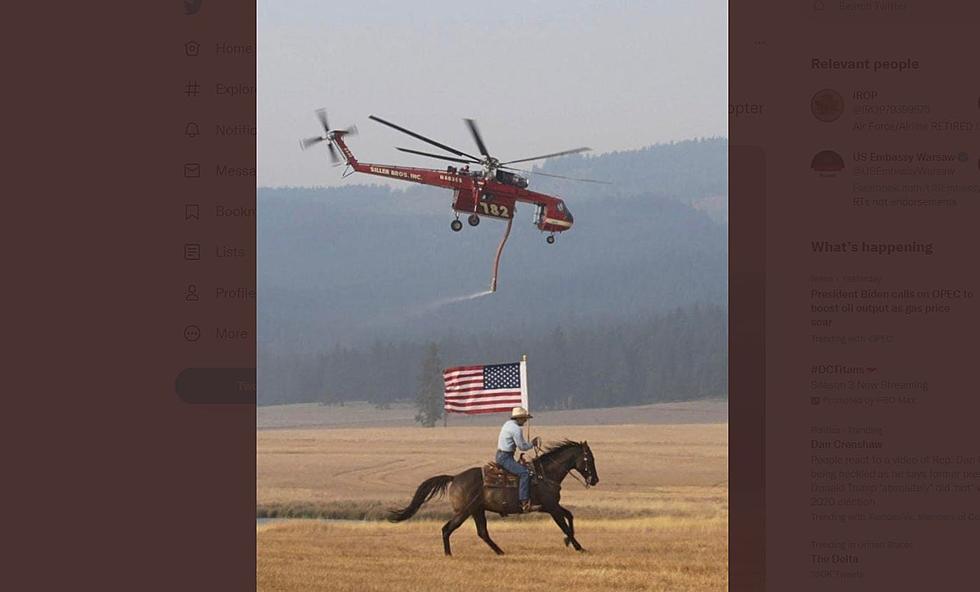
[300,108,356,165]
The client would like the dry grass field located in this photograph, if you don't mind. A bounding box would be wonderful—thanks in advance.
[257,404,727,591]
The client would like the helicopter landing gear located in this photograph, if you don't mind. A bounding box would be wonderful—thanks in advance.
[546,234,556,244]
[451,219,463,232]
[468,214,480,227]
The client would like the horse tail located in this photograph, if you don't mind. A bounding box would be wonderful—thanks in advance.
[387,474,454,523]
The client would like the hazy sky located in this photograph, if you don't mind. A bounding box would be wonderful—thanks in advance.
[257,0,727,187]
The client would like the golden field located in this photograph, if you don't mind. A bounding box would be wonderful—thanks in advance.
[257,405,728,592]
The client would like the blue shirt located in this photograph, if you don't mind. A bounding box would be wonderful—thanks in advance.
[497,419,533,452]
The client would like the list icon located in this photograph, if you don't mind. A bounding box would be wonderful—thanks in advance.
[183,243,201,261]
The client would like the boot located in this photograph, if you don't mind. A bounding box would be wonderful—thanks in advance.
[521,499,541,513]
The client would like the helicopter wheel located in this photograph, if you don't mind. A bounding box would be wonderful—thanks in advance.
[468,214,480,227]
[546,234,556,244]
[451,219,463,232]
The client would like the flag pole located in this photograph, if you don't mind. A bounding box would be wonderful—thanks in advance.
[521,353,530,446]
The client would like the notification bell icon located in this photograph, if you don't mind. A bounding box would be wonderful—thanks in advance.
[185,122,200,138]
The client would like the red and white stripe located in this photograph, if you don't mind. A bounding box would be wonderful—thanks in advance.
[443,365,523,415]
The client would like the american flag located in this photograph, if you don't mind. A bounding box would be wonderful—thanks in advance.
[443,362,528,415]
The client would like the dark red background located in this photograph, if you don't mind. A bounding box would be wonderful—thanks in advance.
[7,1,978,589]
[7,1,255,589]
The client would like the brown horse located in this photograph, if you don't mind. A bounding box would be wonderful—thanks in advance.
[388,440,599,555]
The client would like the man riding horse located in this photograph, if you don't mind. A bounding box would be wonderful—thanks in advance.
[388,434,599,555]
[495,406,541,513]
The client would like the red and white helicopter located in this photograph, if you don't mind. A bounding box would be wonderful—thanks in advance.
[301,109,606,290]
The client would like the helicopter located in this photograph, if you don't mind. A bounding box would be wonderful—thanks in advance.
[301,110,609,240]
[301,109,606,290]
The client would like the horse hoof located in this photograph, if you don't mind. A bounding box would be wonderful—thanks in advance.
[564,537,571,547]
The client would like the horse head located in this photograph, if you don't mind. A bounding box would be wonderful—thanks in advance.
[574,441,599,486]
[538,440,599,487]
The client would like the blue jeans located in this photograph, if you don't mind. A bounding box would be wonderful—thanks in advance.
[495,450,530,501]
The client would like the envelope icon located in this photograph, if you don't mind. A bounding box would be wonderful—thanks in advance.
[183,162,201,178]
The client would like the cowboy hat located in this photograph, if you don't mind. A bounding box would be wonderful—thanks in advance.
[510,406,533,419]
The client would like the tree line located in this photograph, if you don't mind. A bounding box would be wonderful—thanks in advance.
[258,303,727,416]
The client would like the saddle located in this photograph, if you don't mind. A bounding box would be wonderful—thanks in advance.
[482,455,535,489]
[482,462,521,489]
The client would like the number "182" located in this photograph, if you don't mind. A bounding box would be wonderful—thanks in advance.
[478,202,511,218]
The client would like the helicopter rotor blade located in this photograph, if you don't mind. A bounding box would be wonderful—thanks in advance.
[396,147,481,165]
[369,115,481,162]
[501,166,611,184]
[500,147,591,166]
[315,108,330,134]
[464,118,490,158]
[300,136,325,150]
[327,143,340,164]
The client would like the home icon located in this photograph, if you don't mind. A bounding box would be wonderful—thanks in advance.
[185,41,201,57]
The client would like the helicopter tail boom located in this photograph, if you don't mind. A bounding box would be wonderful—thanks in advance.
[330,132,358,166]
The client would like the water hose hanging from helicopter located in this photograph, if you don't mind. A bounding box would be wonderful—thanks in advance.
[489,215,514,293]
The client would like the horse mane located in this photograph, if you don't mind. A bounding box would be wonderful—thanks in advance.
[539,439,583,461]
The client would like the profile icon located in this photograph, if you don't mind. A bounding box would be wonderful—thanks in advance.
[811,89,844,122]
[811,150,844,175]
[184,0,203,16]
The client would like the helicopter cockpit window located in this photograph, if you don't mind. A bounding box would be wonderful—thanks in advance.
[556,202,565,212]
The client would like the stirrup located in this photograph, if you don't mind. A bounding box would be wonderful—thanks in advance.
[521,500,540,513]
